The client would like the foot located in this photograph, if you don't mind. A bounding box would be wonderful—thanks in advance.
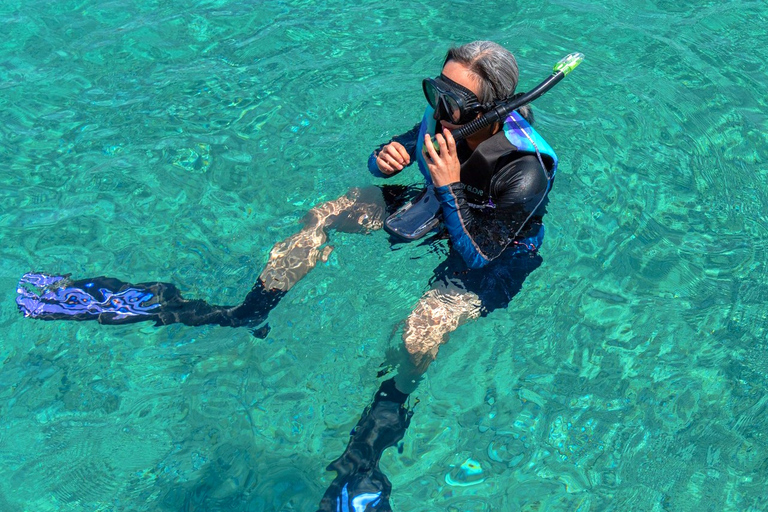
[16,272,159,321]
[317,467,393,512]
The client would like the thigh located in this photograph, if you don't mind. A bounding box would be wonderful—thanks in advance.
[402,287,482,365]
[323,185,418,233]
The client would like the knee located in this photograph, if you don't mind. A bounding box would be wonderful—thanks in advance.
[402,289,482,353]
[400,292,447,366]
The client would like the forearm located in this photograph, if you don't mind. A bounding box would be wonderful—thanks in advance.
[434,184,491,269]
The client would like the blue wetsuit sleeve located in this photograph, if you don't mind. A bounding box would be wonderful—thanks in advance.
[434,184,490,269]
[367,123,421,178]
[434,155,550,269]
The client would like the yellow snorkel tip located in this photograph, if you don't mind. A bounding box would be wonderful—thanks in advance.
[553,52,584,76]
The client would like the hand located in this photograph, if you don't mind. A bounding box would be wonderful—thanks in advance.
[423,128,460,188]
[376,141,411,175]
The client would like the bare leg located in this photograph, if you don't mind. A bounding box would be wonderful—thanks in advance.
[260,187,386,291]
[394,288,482,394]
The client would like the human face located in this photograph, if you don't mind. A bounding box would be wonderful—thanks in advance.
[436,60,483,131]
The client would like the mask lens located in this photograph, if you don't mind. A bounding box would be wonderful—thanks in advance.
[422,80,439,109]
[424,77,477,124]
[445,95,462,123]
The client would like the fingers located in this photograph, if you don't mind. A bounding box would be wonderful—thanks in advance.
[392,141,410,164]
[423,133,440,163]
[424,132,461,187]
[435,132,449,158]
[442,128,456,156]
[380,152,403,172]
[376,142,411,174]
[376,153,399,174]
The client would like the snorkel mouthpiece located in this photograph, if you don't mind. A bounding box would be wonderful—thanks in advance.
[553,52,584,76]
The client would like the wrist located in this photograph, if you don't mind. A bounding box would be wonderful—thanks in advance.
[432,177,459,188]
[434,182,464,201]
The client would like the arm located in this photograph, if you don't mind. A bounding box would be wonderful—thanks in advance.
[435,155,550,269]
[367,123,421,178]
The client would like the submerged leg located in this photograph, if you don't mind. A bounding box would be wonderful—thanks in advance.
[394,288,482,393]
[316,251,542,509]
[17,187,386,330]
[316,290,481,511]
[16,271,285,329]
[316,378,412,512]
[260,187,386,291]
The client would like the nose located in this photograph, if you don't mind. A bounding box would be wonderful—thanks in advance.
[432,107,442,121]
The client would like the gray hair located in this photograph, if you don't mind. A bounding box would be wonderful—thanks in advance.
[444,41,533,123]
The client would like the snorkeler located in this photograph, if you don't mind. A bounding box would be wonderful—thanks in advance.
[17,41,576,511]
[316,41,568,511]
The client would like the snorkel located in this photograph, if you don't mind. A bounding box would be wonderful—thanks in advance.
[433,52,584,149]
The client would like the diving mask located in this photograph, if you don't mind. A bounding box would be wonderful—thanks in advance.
[422,74,490,125]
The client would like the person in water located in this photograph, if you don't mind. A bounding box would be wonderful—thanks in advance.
[17,41,557,511]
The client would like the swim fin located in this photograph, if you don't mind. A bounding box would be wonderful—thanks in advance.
[317,379,413,512]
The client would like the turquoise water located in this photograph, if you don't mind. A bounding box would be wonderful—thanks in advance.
[2,0,768,510]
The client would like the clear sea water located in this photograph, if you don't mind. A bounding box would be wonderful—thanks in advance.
[1,0,767,510]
